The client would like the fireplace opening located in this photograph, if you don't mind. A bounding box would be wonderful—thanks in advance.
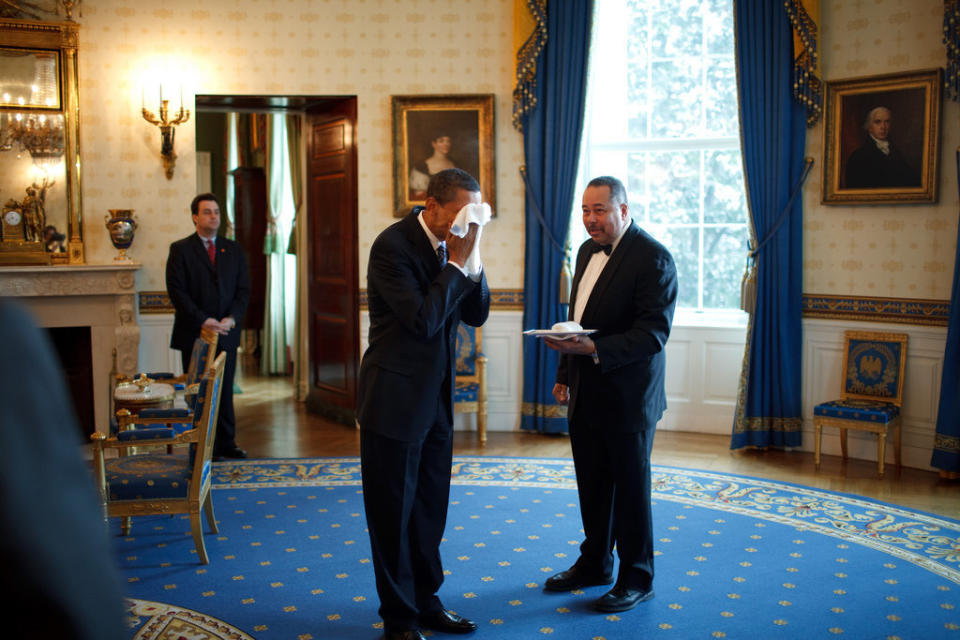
[47,326,95,439]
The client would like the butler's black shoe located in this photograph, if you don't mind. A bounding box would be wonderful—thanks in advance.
[593,585,655,612]
[418,609,478,634]
[382,631,426,640]
[544,566,614,592]
[213,446,247,461]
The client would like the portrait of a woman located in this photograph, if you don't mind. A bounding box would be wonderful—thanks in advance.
[404,109,480,203]
[408,133,456,200]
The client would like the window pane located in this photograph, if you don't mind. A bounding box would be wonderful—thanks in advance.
[648,151,699,225]
[704,150,747,224]
[705,57,738,136]
[704,0,734,55]
[702,225,747,308]
[626,2,650,137]
[651,58,702,137]
[626,152,648,221]
[649,0,702,58]
[655,226,699,308]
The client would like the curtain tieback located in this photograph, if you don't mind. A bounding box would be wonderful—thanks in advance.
[519,165,566,255]
[740,157,814,314]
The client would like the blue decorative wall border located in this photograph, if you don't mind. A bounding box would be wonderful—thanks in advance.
[802,294,950,326]
[141,289,526,314]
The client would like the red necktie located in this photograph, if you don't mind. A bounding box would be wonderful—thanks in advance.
[207,240,216,265]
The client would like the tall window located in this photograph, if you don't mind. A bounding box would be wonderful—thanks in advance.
[574,0,748,315]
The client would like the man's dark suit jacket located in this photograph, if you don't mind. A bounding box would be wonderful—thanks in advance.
[844,140,920,189]
[558,221,678,432]
[166,233,251,352]
[357,208,490,441]
[0,302,126,640]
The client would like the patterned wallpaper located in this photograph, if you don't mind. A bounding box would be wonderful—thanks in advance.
[74,1,959,302]
[804,0,960,301]
[76,0,524,291]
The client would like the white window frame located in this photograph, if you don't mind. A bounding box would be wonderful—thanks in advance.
[572,0,748,327]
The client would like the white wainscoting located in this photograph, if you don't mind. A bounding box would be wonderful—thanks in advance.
[137,312,182,376]
[659,322,748,434]
[143,308,949,470]
[802,318,947,471]
[360,310,749,436]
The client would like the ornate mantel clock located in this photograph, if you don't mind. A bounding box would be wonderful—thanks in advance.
[0,203,47,264]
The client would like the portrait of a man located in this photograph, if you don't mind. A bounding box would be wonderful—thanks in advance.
[822,69,941,204]
[843,104,920,189]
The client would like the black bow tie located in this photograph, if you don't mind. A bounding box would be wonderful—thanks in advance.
[590,242,612,256]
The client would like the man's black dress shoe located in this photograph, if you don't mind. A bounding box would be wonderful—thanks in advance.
[213,446,247,461]
[418,609,478,634]
[382,630,426,640]
[593,585,655,612]
[544,567,614,592]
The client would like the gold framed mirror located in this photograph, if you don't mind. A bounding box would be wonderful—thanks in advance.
[0,18,82,265]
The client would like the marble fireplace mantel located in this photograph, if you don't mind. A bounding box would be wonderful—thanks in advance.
[0,263,141,433]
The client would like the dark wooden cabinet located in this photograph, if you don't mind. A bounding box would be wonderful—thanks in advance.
[231,167,267,332]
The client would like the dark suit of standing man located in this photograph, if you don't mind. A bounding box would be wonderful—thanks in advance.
[542,176,678,613]
[166,193,251,460]
[358,169,490,640]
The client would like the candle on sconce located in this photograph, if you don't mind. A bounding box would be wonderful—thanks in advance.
[159,84,163,105]
[141,86,144,111]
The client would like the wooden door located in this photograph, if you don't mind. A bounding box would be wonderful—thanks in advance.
[231,166,267,333]
[305,99,359,423]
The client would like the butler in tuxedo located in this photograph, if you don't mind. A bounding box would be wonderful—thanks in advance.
[358,169,490,640]
[166,193,251,460]
[542,176,677,613]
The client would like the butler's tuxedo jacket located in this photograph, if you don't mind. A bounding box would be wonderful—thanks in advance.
[166,233,250,353]
[357,208,490,441]
[558,221,678,432]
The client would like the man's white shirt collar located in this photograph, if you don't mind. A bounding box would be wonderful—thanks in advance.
[871,135,891,155]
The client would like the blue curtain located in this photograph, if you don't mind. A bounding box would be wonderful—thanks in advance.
[931,151,960,475]
[730,1,806,449]
[519,0,593,433]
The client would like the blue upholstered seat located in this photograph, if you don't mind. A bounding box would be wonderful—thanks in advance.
[453,323,487,443]
[813,331,908,477]
[813,399,900,422]
[91,352,227,564]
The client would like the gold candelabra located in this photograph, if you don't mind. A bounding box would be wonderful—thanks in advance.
[142,88,190,180]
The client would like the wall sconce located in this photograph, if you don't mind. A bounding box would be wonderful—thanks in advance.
[141,85,190,180]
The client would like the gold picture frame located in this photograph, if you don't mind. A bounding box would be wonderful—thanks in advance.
[391,94,495,216]
[822,68,942,205]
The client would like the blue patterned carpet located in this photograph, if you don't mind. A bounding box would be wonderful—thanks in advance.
[116,457,960,639]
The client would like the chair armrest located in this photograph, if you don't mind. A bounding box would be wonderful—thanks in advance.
[139,407,192,419]
[117,427,176,441]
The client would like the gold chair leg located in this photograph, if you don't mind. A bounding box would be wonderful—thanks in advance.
[190,511,209,565]
[839,428,848,461]
[894,421,902,472]
[814,421,822,470]
[204,493,218,534]
[877,431,886,478]
[121,516,132,536]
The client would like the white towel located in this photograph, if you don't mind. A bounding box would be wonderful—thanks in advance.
[449,202,492,275]
[449,202,492,237]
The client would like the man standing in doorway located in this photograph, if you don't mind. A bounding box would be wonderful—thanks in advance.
[166,193,251,460]
[358,169,490,640]
[542,176,678,613]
